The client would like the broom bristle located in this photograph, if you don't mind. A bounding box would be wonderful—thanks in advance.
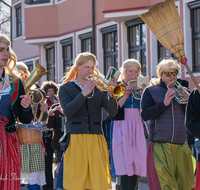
[140,0,185,61]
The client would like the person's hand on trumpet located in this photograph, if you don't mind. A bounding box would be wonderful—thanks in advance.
[82,79,97,97]
[40,102,48,112]
[163,89,175,106]
[179,87,189,103]
[107,75,118,98]
[48,105,63,116]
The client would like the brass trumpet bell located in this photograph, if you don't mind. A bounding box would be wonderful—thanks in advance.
[86,74,126,99]
[167,80,190,104]
[24,60,51,121]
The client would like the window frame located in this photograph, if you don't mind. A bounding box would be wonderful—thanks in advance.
[126,18,147,75]
[79,32,92,53]
[101,25,118,75]
[188,2,200,72]
[45,43,55,82]
[15,4,22,37]
[27,0,50,5]
[61,38,73,74]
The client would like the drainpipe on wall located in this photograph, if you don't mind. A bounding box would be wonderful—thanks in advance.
[92,0,95,55]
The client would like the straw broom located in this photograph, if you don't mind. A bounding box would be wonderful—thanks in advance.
[140,0,200,93]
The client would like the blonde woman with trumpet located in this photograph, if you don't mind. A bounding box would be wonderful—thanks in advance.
[141,58,196,190]
[111,59,148,190]
[56,52,117,190]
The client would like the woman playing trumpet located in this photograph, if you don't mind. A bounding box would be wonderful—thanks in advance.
[111,58,148,190]
[56,52,118,190]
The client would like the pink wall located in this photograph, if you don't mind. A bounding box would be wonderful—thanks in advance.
[25,0,100,39]
[25,6,58,38]
[12,38,39,61]
[56,0,92,35]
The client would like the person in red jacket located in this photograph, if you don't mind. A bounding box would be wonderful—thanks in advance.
[0,33,33,190]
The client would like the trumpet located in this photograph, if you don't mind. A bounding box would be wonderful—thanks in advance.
[167,80,190,104]
[86,74,126,99]
[128,79,141,100]
[48,103,60,114]
[24,60,51,121]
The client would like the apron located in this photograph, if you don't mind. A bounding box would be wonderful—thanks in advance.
[0,116,21,190]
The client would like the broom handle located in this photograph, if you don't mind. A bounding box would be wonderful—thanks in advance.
[184,64,200,93]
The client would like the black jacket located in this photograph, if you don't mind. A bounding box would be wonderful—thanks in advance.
[186,86,200,139]
[6,78,33,133]
[141,80,187,144]
[58,82,118,134]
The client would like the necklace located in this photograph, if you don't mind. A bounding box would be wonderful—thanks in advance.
[74,78,86,88]
[74,78,94,99]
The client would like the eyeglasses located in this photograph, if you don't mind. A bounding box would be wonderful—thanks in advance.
[163,70,178,77]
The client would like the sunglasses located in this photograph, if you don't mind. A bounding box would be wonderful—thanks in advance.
[163,70,178,77]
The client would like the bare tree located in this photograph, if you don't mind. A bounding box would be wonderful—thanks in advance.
[0,0,11,38]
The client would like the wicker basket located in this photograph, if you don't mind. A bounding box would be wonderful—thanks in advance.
[16,128,42,145]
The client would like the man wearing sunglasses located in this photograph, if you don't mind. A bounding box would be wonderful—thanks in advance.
[140,58,196,190]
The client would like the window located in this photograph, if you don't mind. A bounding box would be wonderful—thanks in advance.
[101,25,118,75]
[15,4,22,37]
[45,43,55,81]
[80,32,92,53]
[188,2,200,72]
[158,41,176,61]
[61,38,73,74]
[126,19,146,75]
[24,0,50,5]
[25,61,34,73]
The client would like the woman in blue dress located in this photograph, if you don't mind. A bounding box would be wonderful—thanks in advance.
[110,59,148,190]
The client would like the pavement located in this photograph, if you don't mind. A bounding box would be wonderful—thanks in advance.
[20,162,149,190]
[20,173,149,190]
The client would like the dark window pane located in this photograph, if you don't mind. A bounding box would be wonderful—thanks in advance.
[130,26,140,46]
[105,33,113,52]
[194,9,200,33]
[114,55,118,68]
[141,50,146,75]
[103,29,118,75]
[142,24,146,45]
[30,0,50,4]
[128,21,146,76]
[194,39,200,69]
[105,57,113,74]
[63,44,73,74]
[81,38,92,53]
[130,51,140,60]
[115,31,118,50]
[16,6,22,37]
[46,47,55,81]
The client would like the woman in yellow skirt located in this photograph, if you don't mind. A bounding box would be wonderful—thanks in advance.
[57,52,118,190]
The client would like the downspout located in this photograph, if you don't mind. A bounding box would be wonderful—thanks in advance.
[92,0,95,55]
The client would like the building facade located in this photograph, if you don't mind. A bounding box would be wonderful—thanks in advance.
[11,0,200,89]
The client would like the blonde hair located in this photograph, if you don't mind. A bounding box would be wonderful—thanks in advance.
[118,58,142,81]
[0,34,18,83]
[63,52,100,83]
[15,61,31,81]
[150,58,180,85]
